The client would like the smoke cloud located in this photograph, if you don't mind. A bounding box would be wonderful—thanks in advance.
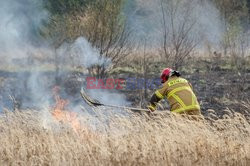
[57,37,111,68]
[0,0,51,111]
[0,0,49,61]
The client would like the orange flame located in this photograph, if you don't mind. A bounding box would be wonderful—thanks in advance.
[52,86,80,132]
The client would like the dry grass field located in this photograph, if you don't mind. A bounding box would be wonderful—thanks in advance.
[0,104,249,166]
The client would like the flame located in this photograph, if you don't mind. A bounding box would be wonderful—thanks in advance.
[52,86,80,132]
[51,86,98,140]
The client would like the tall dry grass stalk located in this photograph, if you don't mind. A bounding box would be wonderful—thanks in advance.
[0,107,249,166]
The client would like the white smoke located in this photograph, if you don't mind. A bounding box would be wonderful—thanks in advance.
[0,0,49,62]
[0,0,53,111]
[88,89,130,106]
[57,37,111,68]
[191,0,224,48]
[57,37,129,107]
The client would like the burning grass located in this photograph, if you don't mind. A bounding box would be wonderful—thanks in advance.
[0,107,249,166]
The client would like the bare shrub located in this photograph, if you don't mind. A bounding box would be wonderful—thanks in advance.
[44,0,131,78]
[160,0,198,70]
[82,0,132,77]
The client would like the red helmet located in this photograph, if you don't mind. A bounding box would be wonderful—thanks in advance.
[160,68,173,83]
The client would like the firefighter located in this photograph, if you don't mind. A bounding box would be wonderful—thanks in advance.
[148,68,201,115]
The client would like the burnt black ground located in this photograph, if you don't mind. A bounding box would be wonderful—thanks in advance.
[118,67,250,117]
[0,67,249,117]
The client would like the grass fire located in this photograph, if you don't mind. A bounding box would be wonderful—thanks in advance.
[52,86,81,132]
[0,0,250,165]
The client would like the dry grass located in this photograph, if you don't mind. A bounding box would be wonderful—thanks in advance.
[0,107,249,166]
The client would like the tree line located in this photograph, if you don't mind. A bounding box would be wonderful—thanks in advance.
[41,0,250,76]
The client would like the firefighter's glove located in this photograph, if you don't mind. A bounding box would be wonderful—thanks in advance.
[147,104,156,112]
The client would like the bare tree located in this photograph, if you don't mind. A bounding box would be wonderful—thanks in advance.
[160,0,198,70]
[83,0,132,78]
[138,38,150,107]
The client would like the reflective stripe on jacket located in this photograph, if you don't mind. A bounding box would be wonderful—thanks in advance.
[152,76,200,113]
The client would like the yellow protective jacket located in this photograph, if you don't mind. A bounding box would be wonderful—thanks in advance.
[150,76,200,114]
